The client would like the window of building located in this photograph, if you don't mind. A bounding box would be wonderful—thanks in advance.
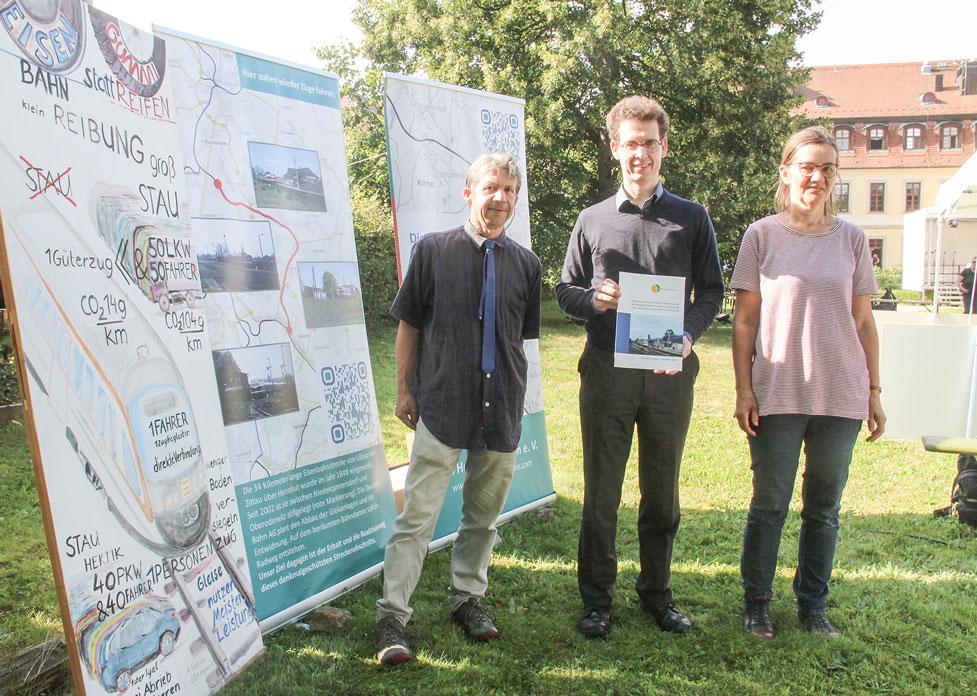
[868,127,886,151]
[920,91,936,105]
[833,182,850,212]
[904,125,924,150]
[869,182,885,212]
[942,124,960,149]
[834,127,852,151]
[815,95,830,108]
[905,182,921,212]
[869,239,884,267]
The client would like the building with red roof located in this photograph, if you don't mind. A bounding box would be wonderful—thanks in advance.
[797,59,977,269]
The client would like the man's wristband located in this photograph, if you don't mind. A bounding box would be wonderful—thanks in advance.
[869,385,882,394]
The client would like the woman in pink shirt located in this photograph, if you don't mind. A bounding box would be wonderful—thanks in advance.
[730,126,885,639]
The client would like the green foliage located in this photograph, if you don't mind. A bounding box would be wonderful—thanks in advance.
[874,265,903,291]
[316,42,398,324]
[350,185,399,327]
[322,0,819,288]
[0,352,19,406]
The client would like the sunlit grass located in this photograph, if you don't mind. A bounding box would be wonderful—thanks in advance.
[1,299,975,695]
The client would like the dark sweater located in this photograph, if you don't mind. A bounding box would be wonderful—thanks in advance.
[555,189,724,352]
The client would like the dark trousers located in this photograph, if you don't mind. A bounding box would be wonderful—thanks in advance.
[740,414,861,612]
[963,293,974,314]
[577,344,698,610]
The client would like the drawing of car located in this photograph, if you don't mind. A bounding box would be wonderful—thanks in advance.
[76,596,180,693]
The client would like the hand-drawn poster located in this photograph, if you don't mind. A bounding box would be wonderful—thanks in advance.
[0,4,263,693]
[383,74,554,545]
[159,29,396,630]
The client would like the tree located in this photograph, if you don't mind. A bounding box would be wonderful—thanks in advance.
[320,0,819,296]
[322,270,339,298]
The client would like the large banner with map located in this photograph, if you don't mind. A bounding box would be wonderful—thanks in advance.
[0,5,264,694]
[383,74,554,544]
[159,29,397,630]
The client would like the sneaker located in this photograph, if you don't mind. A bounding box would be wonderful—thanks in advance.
[452,597,499,641]
[641,602,693,634]
[742,598,775,639]
[376,616,412,666]
[578,607,612,639]
[799,609,841,638]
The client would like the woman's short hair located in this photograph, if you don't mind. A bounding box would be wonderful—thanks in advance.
[466,153,522,193]
[775,125,839,215]
[605,96,670,142]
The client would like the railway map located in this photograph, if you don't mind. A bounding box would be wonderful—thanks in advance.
[162,31,396,627]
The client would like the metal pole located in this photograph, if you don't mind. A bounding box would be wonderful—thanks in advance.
[934,215,943,313]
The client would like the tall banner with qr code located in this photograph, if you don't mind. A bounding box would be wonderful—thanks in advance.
[383,73,554,545]
[158,29,397,631]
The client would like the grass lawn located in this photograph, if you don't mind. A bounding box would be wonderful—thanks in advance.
[2,299,976,695]
[253,180,327,213]
[301,295,366,328]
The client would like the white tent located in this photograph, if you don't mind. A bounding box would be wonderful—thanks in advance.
[930,152,977,313]
[901,153,977,298]
[883,153,977,440]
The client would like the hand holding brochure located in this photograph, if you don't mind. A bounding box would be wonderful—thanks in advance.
[613,272,686,370]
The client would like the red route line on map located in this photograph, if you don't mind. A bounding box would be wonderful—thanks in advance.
[19,155,77,207]
[211,178,296,334]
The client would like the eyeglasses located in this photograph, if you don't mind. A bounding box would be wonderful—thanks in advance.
[621,139,663,154]
[791,161,838,178]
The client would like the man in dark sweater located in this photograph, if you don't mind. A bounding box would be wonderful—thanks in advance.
[556,95,723,638]
[375,153,542,665]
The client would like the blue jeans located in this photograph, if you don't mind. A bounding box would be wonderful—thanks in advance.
[740,414,861,612]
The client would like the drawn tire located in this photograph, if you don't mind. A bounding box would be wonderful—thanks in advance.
[159,630,176,656]
[158,293,171,312]
[116,669,131,692]
[89,6,166,97]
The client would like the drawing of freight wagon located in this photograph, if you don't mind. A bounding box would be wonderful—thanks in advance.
[76,596,181,692]
[131,224,204,312]
[18,280,210,553]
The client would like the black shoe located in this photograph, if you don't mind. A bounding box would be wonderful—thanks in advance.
[642,602,693,634]
[742,599,775,639]
[799,609,841,638]
[578,607,612,639]
[452,597,499,641]
[376,616,412,666]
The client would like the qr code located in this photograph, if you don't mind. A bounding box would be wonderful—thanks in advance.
[321,361,374,444]
[480,109,521,158]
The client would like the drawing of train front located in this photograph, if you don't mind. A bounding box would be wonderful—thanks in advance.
[123,347,210,551]
[16,276,210,554]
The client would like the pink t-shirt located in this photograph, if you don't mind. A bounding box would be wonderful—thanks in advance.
[730,214,878,420]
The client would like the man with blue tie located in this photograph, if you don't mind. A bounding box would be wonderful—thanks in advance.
[375,153,542,666]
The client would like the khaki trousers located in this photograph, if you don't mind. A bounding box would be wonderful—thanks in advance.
[376,419,516,625]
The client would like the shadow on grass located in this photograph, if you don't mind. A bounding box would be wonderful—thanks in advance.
[220,499,977,696]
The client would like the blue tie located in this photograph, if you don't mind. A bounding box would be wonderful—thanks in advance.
[479,239,496,374]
